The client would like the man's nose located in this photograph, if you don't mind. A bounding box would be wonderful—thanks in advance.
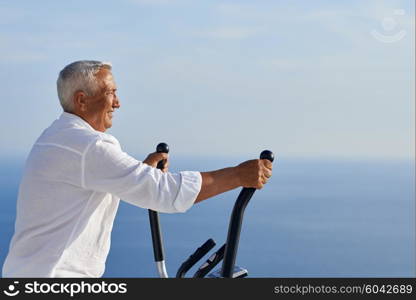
[113,96,121,109]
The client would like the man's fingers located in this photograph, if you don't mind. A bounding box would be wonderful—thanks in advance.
[257,181,264,189]
[161,160,169,173]
[261,159,273,170]
[157,153,169,161]
[144,152,169,168]
[158,154,169,173]
[238,158,274,188]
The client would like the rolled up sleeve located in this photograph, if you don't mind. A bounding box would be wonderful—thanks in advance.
[174,171,202,212]
[83,138,202,213]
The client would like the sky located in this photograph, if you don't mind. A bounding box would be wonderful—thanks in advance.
[0,0,414,160]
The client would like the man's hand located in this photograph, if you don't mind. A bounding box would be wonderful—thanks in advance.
[236,159,273,189]
[195,158,273,203]
[143,152,169,173]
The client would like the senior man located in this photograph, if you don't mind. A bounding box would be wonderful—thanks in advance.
[2,60,273,277]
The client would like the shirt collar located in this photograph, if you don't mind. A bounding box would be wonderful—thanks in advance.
[60,112,96,132]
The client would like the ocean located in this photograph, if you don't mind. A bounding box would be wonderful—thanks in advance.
[0,155,414,277]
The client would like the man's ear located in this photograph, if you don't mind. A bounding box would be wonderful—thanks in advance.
[73,91,87,112]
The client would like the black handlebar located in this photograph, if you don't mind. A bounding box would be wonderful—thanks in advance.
[148,143,169,263]
[221,150,275,278]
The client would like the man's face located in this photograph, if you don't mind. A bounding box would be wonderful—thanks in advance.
[80,68,120,132]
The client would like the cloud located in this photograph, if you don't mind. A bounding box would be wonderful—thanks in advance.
[127,0,185,5]
[201,27,262,40]
[0,4,30,25]
[0,34,47,63]
[214,1,414,42]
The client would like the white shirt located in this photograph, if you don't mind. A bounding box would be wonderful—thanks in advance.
[2,112,202,278]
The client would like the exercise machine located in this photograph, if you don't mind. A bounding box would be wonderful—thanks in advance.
[148,143,274,278]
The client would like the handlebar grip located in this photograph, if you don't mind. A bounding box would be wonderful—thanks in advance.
[260,150,274,162]
[156,142,169,154]
[156,142,169,170]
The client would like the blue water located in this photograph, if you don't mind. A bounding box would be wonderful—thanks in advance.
[0,156,414,277]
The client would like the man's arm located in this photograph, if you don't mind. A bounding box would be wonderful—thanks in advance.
[143,152,273,204]
[195,159,273,203]
[195,167,241,203]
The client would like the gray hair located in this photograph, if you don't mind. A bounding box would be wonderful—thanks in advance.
[57,60,112,112]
